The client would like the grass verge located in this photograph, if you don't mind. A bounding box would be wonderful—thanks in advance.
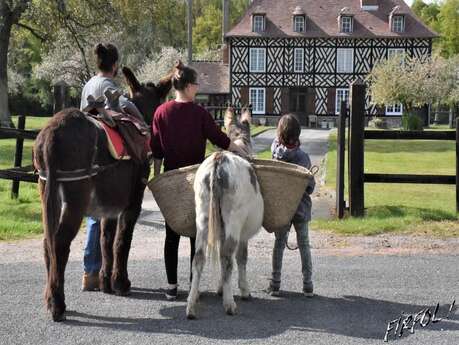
[314,130,459,237]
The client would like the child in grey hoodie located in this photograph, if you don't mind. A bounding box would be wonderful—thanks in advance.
[268,114,315,297]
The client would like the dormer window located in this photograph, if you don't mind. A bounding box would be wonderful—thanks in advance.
[391,15,405,33]
[292,6,306,33]
[340,16,353,33]
[252,14,265,32]
[293,15,305,32]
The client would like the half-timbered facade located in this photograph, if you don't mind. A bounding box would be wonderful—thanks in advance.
[225,0,437,124]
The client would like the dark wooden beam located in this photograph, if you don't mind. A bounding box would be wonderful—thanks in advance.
[364,130,455,141]
[0,127,39,140]
[364,173,455,185]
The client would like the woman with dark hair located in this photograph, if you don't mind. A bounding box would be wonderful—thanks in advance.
[151,61,243,300]
[80,43,143,291]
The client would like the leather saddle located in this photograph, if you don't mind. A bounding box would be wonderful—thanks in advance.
[83,90,151,163]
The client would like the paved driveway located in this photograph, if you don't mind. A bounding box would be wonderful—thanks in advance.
[0,224,457,345]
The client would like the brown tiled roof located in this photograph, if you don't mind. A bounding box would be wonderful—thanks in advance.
[190,61,230,95]
[226,0,437,38]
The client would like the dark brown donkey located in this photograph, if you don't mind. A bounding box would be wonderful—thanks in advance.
[33,67,172,322]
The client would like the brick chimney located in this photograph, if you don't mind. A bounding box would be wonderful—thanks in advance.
[361,0,379,10]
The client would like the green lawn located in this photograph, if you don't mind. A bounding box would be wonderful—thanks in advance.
[0,116,50,240]
[314,130,459,237]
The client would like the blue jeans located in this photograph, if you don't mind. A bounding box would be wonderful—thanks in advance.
[271,221,313,291]
[83,217,102,274]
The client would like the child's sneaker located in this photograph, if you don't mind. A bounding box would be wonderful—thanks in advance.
[303,286,314,298]
[266,285,280,297]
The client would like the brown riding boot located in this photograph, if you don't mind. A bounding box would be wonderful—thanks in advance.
[81,272,100,291]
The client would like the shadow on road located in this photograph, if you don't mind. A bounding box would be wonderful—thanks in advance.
[63,291,458,341]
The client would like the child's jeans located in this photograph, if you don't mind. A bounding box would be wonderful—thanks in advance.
[271,220,313,291]
[83,217,102,274]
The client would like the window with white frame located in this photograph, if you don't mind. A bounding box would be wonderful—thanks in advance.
[294,48,304,72]
[392,15,405,33]
[340,16,353,33]
[249,48,266,72]
[293,15,305,32]
[388,48,404,58]
[335,88,350,114]
[337,48,354,73]
[252,15,265,32]
[250,88,266,114]
[386,103,403,115]
[388,48,405,64]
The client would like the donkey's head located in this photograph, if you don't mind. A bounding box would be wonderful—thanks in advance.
[224,107,253,157]
[122,67,173,125]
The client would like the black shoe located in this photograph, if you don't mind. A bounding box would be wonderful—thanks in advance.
[165,287,178,301]
[265,285,280,297]
[303,286,314,298]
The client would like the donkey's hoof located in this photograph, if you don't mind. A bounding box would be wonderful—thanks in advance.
[114,288,131,297]
[101,276,113,294]
[224,302,238,315]
[52,312,67,322]
[112,278,131,296]
[186,305,197,320]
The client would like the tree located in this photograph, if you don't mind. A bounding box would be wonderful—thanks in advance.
[368,55,459,118]
[193,4,222,54]
[438,0,459,57]
[0,0,31,126]
[136,46,185,85]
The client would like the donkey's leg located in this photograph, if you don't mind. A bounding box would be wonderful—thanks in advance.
[47,202,84,321]
[111,169,147,295]
[220,235,238,315]
[236,241,251,300]
[186,213,209,319]
[99,218,117,294]
[111,210,137,296]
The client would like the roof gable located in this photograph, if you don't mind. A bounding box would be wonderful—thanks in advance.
[226,0,437,39]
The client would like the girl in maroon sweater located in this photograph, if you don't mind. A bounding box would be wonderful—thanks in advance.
[151,61,242,300]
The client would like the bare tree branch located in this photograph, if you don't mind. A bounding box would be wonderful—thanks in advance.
[16,21,46,41]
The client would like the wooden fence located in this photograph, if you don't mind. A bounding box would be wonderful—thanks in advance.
[0,116,40,198]
[336,81,459,218]
[0,105,248,198]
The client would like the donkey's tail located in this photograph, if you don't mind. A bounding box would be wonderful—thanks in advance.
[207,153,226,266]
[41,130,60,263]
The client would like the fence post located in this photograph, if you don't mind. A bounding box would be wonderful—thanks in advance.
[336,101,347,219]
[456,117,459,212]
[11,115,25,199]
[348,79,366,217]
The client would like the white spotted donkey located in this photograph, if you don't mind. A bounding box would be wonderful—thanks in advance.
[186,108,264,319]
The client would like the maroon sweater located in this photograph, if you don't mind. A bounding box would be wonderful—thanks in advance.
[151,100,231,171]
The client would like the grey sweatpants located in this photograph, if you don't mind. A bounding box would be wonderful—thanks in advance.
[271,221,313,291]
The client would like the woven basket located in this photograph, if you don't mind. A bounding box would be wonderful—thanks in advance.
[251,159,313,232]
[147,159,314,237]
[147,164,199,238]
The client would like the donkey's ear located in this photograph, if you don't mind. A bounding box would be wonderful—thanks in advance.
[224,107,236,130]
[240,108,252,125]
[122,67,142,96]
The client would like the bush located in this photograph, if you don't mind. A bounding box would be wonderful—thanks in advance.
[368,117,387,129]
[402,113,424,131]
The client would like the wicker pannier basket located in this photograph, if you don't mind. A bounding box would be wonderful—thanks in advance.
[147,159,314,237]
